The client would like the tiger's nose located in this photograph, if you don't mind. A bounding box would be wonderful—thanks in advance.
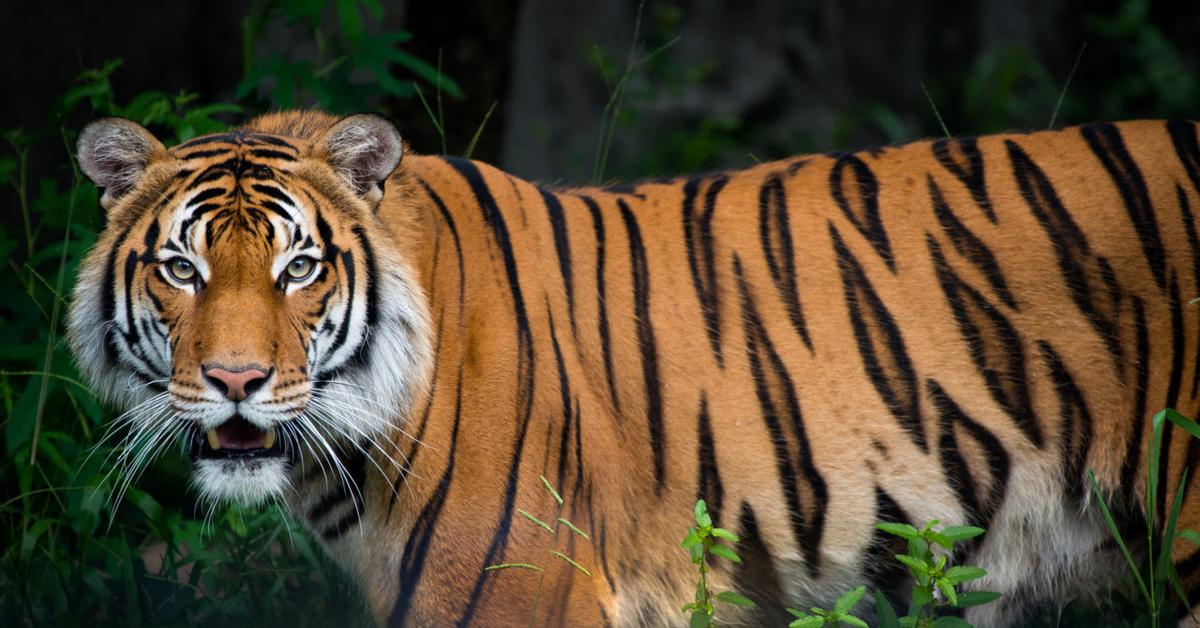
[203,366,270,401]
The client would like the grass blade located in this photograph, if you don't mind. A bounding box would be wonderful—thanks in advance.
[549,550,591,576]
[1089,469,1151,607]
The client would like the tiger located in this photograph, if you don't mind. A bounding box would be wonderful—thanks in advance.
[67,109,1200,626]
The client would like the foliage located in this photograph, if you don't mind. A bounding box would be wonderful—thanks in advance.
[484,475,592,626]
[0,1,457,625]
[872,521,1000,627]
[238,0,461,113]
[680,499,756,627]
[785,586,869,628]
[1087,409,1200,628]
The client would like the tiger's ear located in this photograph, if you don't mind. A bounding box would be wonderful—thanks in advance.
[316,113,404,203]
[77,118,168,210]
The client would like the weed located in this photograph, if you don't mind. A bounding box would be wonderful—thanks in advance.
[1089,408,1200,628]
[485,475,591,626]
[680,499,756,627]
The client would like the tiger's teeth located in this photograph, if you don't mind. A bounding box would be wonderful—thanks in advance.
[206,429,221,450]
[263,429,276,449]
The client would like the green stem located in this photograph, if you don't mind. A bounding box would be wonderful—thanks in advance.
[528,498,566,627]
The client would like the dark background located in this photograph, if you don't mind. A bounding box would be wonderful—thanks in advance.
[5,0,1198,182]
[1,1,1198,626]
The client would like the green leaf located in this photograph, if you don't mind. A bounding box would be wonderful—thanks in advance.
[682,528,702,549]
[1088,469,1151,606]
[484,563,543,573]
[833,585,866,614]
[943,566,987,585]
[549,550,591,576]
[694,499,713,527]
[558,517,591,540]
[1164,408,1200,440]
[711,527,740,543]
[715,591,756,607]
[518,508,553,534]
[911,585,934,611]
[843,616,870,628]
[955,590,1002,608]
[689,609,713,628]
[787,617,825,628]
[541,475,564,506]
[936,577,958,607]
[1157,469,1190,588]
[708,544,741,564]
[875,522,920,540]
[787,608,807,618]
[938,525,986,543]
[1181,529,1200,546]
[894,554,929,576]
[874,589,902,628]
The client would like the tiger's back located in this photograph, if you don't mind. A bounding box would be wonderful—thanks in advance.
[381,119,1200,625]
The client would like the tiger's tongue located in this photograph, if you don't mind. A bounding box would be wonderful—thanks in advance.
[215,417,267,449]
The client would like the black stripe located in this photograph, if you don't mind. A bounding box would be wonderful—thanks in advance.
[866,487,913,612]
[1178,185,1200,401]
[251,183,292,204]
[932,137,995,222]
[177,148,232,160]
[732,502,791,625]
[830,153,895,271]
[759,173,813,351]
[1168,120,1200,198]
[320,249,357,368]
[1038,341,1093,498]
[619,200,666,493]
[347,225,380,369]
[830,223,925,451]
[734,254,827,576]
[578,195,620,414]
[1007,140,1125,371]
[175,133,238,150]
[418,179,466,309]
[550,317,574,494]
[445,158,538,626]
[927,176,1018,309]
[1081,123,1167,291]
[927,234,1041,447]
[1120,297,1151,499]
[388,313,444,522]
[541,188,576,332]
[696,394,723,526]
[1157,276,1185,523]
[247,148,297,161]
[928,380,1011,528]
[683,175,729,366]
[387,376,464,627]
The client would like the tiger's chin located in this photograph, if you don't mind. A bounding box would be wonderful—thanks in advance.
[189,416,291,506]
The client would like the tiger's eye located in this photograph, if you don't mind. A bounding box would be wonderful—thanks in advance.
[166,258,196,282]
[285,256,316,281]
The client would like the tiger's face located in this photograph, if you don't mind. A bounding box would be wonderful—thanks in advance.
[68,114,431,506]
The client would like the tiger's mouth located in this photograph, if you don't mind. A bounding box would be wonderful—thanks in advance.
[192,415,284,460]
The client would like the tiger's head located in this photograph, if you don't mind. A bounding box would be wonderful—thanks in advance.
[68,113,431,506]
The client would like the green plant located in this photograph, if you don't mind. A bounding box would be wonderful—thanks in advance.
[1089,408,1200,628]
[484,475,591,626]
[680,499,756,627]
[238,0,461,113]
[786,586,869,628]
[873,520,1001,628]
